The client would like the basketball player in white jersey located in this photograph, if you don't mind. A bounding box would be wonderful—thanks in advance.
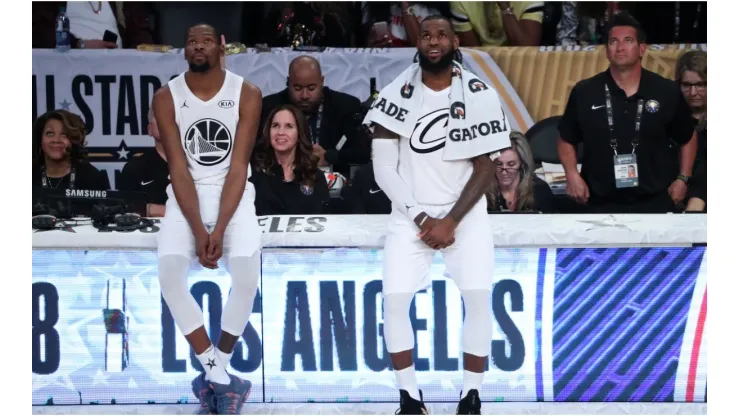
[151,23,262,415]
[371,16,499,415]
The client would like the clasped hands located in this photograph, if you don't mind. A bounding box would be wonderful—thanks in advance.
[415,213,457,250]
[194,226,225,269]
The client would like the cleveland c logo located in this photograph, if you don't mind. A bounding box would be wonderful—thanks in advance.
[450,102,465,119]
[468,78,488,93]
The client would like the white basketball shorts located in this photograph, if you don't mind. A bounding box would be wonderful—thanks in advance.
[382,197,494,296]
[157,183,262,260]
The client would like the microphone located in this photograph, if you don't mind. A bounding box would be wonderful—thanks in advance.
[65,143,87,159]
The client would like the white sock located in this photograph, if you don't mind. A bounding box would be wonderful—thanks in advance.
[462,370,484,398]
[394,366,420,400]
[216,348,234,370]
[197,346,230,385]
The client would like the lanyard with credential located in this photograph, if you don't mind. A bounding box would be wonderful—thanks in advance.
[308,103,323,145]
[604,84,643,156]
[41,165,76,189]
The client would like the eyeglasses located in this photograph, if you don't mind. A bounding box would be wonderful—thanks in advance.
[495,166,521,174]
[680,81,707,92]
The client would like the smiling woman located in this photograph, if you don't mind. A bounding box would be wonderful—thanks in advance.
[250,104,330,216]
[32,109,110,191]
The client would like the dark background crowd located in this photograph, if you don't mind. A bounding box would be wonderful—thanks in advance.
[32,1,706,49]
[32,2,707,218]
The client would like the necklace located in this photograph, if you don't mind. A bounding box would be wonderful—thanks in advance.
[47,176,65,189]
[89,1,103,14]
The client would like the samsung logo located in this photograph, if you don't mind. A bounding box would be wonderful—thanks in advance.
[65,189,107,198]
[218,100,235,109]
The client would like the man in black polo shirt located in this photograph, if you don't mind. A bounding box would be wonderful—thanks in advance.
[557,13,698,214]
[118,109,170,217]
[340,163,391,214]
[259,56,370,179]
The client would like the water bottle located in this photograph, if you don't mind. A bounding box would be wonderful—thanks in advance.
[55,6,71,52]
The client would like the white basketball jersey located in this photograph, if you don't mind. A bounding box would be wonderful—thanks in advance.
[168,70,251,186]
[398,85,474,205]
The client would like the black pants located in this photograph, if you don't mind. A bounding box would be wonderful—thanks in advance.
[587,191,679,214]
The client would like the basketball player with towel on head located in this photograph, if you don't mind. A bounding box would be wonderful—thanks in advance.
[152,23,262,415]
[365,15,511,415]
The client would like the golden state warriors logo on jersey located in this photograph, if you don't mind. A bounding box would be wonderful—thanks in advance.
[183,118,233,166]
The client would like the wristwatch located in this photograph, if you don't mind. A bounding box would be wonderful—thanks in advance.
[77,39,87,49]
[677,174,691,184]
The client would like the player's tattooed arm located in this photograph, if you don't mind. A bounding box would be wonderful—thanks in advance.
[445,154,496,224]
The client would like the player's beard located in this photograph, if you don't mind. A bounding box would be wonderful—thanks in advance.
[189,61,211,73]
[418,48,456,74]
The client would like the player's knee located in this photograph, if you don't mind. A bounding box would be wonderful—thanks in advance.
[383,292,414,320]
[158,254,191,295]
[383,293,415,353]
[226,254,260,295]
[461,289,493,357]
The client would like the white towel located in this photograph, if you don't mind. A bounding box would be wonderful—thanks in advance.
[364,61,511,161]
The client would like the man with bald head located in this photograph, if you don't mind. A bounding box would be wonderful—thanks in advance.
[259,55,369,179]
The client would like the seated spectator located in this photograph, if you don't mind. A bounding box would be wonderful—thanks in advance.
[487,131,555,213]
[340,163,391,214]
[260,56,370,179]
[556,2,617,46]
[33,109,110,190]
[451,1,544,47]
[676,50,707,212]
[361,1,450,47]
[117,109,169,217]
[32,1,153,49]
[250,105,330,216]
[262,2,357,47]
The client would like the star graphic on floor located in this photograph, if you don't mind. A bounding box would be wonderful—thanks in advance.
[206,358,217,370]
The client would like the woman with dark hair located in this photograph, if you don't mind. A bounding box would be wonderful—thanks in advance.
[250,104,330,216]
[676,50,707,212]
[487,131,555,213]
[32,109,110,190]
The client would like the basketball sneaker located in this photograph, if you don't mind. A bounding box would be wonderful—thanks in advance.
[395,390,428,415]
[212,374,252,415]
[191,372,216,415]
[455,389,482,415]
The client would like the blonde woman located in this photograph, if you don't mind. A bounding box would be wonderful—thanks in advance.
[676,50,707,212]
[488,131,555,213]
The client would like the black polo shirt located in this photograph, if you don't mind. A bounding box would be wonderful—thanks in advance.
[249,165,330,216]
[558,67,696,201]
[340,163,391,214]
[117,148,170,205]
